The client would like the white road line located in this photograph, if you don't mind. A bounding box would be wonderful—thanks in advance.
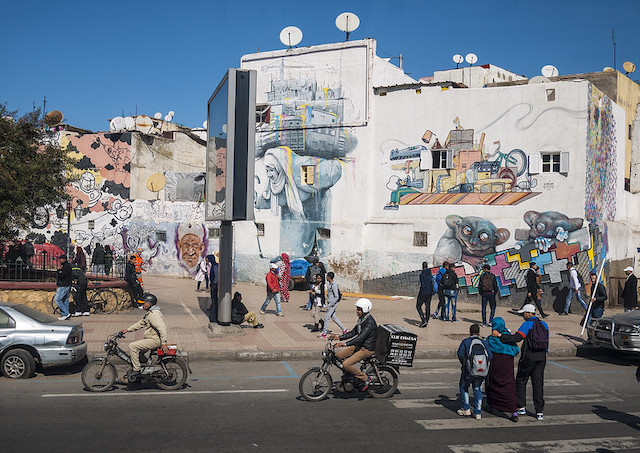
[392,394,622,409]
[448,437,640,453]
[42,389,289,398]
[398,379,580,391]
[403,368,458,375]
[179,300,199,321]
[416,412,640,430]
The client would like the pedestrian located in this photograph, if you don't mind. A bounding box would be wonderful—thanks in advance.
[562,262,587,316]
[71,265,90,316]
[586,272,607,326]
[486,317,520,422]
[456,323,492,420]
[91,243,105,275]
[278,253,291,303]
[125,255,143,301]
[54,255,73,320]
[319,271,347,338]
[72,245,87,272]
[318,261,327,309]
[309,273,323,332]
[440,261,459,322]
[231,292,264,328]
[134,248,144,286]
[524,262,548,318]
[416,261,434,328]
[260,263,283,316]
[478,264,499,327]
[103,245,113,276]
[195,257,210,291]
[432,263,447,320]
[496,303,549,421]
[24,239,34,268]
[208,254,219,323]
[305,258,322,310]
[621,266,638,312]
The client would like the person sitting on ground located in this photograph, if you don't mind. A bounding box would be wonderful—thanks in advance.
[231,292,264,329]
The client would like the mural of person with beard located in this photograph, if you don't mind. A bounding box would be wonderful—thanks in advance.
[176,224,206,272]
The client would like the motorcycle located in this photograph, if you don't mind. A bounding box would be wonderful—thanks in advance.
[299,338,399,401]
[81,332,191,392]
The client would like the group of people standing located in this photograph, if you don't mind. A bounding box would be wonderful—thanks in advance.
[70,243,114,276]
[416,261,462,327]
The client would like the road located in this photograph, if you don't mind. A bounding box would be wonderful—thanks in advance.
[1,354,640,452]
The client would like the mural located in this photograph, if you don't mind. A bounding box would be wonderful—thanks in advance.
[383,120,540,209]
[254,73,357,257]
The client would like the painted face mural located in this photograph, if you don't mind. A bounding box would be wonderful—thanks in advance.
[523,210,584,251]
[176,223,206,269]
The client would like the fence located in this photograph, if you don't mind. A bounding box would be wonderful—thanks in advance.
[0,253,125,282]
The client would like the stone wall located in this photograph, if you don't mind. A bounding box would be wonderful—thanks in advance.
[0,288,132,314]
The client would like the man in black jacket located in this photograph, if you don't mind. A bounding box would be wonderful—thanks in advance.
[71,265,90,317]
[54,255,73,320]
[587,272,607,325]
[525,262,548,318]
[331,298,377,390]
[125,255,143,301]
[231,292,263,328]
[416,261,434,328]
[621,266,638,312]
[479,264,499,327]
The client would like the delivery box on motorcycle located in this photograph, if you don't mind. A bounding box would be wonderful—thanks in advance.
[375,324,417,367]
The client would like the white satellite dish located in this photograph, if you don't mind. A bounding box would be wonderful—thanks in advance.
[168,110,175,117]
[279,26,302,48]
[453,54,464,68]
[465,53,478,66]
[603,67,615,72]
[154,112,162,119]
[541,64,559,77]
[202,120,208,129]
[164,115,173,122]
[135,115,154,133]
[335,12,360,41]
[528,75,551,84]
[110,116,126,131]
[124,116,135,130]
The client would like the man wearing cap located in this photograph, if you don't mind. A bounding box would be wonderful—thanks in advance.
[54,255,73,320]
[621,266,638,312]
[176,224,206,270]
[495,303,549,421]
[260,263,283,316]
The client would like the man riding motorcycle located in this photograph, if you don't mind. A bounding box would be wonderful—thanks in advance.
[121,293,169,381]
[330,298,377,391]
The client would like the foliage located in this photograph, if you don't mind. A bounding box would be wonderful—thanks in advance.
[0,102,74,241]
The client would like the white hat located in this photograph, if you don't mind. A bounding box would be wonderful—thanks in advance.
[270,263,279,269]
[518,303,537,314]
[624,266,634,272]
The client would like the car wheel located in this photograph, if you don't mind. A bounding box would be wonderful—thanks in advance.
[1,348,36,379]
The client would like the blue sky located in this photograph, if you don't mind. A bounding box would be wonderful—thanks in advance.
[1,0,638,131]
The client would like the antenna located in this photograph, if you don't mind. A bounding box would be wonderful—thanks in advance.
[623,61,636,75]
[541,65,559,77]
[452,54,463,69]
[279,26,302,49]
[465,53,478,66]
[612,29,617,71]
[335,12,360,41]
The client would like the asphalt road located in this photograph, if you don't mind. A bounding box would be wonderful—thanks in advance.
[1,353,640,452]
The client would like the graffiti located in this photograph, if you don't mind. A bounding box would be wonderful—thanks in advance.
[383,120,540,209]
[522,211,583,252]
[176,223,207,270]
[585,85,617,222]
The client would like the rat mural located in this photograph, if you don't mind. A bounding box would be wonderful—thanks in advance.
[433,215,510,268]
[523,210,584,251]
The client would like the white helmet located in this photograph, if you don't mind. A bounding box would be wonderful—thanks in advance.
[355,298,372,313]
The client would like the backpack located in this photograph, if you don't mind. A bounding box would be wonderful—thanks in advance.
[526,318,549,352]
[479,272,494,293]
[466,338,490,377]
[441,270,456,289]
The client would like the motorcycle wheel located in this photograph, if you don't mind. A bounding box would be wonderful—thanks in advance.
[366,365,398,399]
[156,358,188,391]
[81,359,117,392]
[299,368,333,402]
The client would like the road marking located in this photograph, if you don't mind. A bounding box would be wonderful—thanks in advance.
[398,379,580,391]
[42,389,289,398]
[548,361,622,374]
[249,361,298,379]
[392,394,622,409]
[448,437,640,453]
[416,412,640,430]
[178,300,199,321]
[403,368,458,375]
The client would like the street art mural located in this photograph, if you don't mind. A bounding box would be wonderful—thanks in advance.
[254,73,357,257]
[383,120,540,209]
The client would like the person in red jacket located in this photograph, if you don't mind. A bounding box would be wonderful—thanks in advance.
[260,263,284,316]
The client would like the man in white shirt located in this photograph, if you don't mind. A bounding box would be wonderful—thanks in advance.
[561,262,587,315]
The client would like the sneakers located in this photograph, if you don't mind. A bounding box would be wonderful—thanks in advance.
[510,413,519,422]
[254,323,264,329]
[342,329,349,334]
[72,312,82,317]
[536,413,544,420]
[311,324,320,332]
[419,321,429,328]
[276,312,285,317]
[559,312,568,316]
[317,333,327,338]
[516,408,526,415]
[474,414,482,420]
[57,314,71,321]
[259,310,266,315]
[457,408,472,416]
[82,312,90,316]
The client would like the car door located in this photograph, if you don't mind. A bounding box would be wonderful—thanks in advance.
[0,308,16,350]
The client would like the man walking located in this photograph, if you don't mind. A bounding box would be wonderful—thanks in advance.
[55,255,73,320]
[260,263,283,316]
[432,263,447,320]
[496,303,549,420]
[416,262,434,328]
[304,258,322,310]
[524,262,548,318]
[621,266,638,312]
[478,264,499,327]
[319,272,347,338]
[562,262,587,315]
[457,323,492,420]
[440,262,459,322]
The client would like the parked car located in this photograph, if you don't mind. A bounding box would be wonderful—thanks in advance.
[0,302,87,379]
[587,310,640,353]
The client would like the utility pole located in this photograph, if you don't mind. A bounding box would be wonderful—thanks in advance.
[612,29,617,71]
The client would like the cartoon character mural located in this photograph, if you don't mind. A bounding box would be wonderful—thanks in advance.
[522,210,583,252]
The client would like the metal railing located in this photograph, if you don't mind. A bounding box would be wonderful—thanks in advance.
[0,253,125,282]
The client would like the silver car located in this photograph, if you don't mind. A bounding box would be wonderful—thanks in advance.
[588,310,640,353]
[0,303,87,379]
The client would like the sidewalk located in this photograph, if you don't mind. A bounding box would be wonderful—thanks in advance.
[80,276,608,361]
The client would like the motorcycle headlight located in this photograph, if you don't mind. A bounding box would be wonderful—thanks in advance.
[104,342,109,351]
[322,351,327,359]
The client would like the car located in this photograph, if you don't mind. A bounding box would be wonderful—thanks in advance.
[587,310,640,353]
[0,302,87,379]
[290,259,312,290]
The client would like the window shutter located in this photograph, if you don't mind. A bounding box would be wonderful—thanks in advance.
[528,153,542,174]
[446,149,454,169]
[420,149,432,171]
[560,152,570,173]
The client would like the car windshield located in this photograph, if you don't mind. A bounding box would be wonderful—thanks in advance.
[11,305,57,324]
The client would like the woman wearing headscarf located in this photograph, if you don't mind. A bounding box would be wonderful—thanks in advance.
[486,317,520,422]
[278,253,291,303]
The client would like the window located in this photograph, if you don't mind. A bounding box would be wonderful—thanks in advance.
[256,104,271,124]
[317,228,331,239]
[413,231,429,247]
[542,153,560,172]
[546,89,556,102]
[208,227,220,239]
[88,220,95,230]
[431,149,453,169]
[161,131,175,140]
[165,172,206,202]
[256,223,265,236]
[0,309,16,328]
[301,165,315,185]
[155,230,167,242]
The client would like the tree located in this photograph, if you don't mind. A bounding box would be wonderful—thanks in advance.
[0,102,74,242]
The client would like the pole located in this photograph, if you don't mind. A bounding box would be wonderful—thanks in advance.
[217,220,233,326]
[67,198,71,257]
[581,258,607,337]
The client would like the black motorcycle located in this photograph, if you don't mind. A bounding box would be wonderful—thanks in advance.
[299,338,399,401]
[81,332,190,391]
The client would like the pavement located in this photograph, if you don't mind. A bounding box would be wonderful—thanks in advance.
[79,275,615,361]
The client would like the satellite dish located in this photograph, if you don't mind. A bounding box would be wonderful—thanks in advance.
[110,116,126,131]
[541,64,559,77]
[528,75,551,84]
[135,115,154,133]
[164,115,173,122]
[45,110,64,127]
[465,53,478,66]
[279,26,302,48]
[168,110,175,117]
[623,61,636,75]
[124,116,135,130]
[146,173,167,192]
[335,12,360,41]
[202,120,208,129]
[603,67,615,72]
[154,112,162,119]
[452,54,463,68]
